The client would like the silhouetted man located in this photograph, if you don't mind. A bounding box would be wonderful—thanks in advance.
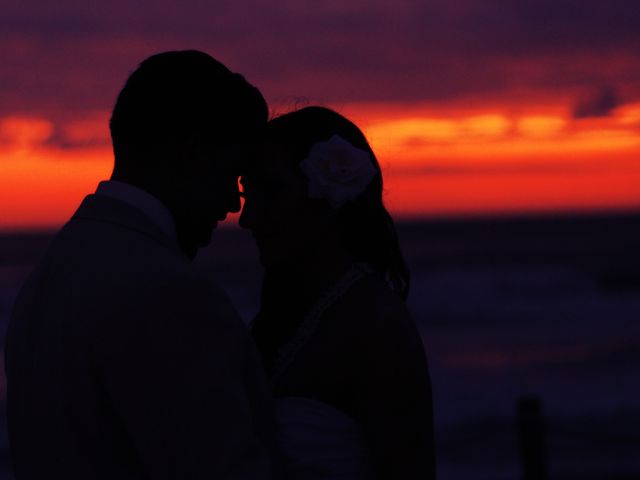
[5,51,275,479]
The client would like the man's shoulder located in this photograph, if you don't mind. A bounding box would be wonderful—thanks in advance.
[35,216,231,316]
[47,194,179,268]
[23,212,245,333]
[50,212,186,276]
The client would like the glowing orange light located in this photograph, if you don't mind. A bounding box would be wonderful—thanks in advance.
[1,146,112,230]
[517,116,566,137]
[367,118,460,147]
[461,115,511,137]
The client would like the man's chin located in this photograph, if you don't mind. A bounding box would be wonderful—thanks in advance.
[177,227,215,258]
[199,226,215,246]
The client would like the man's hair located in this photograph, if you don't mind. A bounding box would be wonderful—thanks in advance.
[110,50,267,168]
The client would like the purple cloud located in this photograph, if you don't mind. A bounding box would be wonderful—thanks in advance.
[573,86,622,119]
[0,0,639,125]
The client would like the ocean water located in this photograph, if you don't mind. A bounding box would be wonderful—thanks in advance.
[1,215,639,479]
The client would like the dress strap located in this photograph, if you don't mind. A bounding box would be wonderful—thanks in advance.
[272,263,373,382]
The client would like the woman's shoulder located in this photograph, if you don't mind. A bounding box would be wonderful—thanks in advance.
[334,271,431,385]
[333,272,415,336]
[351,272,409,312]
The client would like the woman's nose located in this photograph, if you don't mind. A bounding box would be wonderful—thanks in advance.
[239,196,256,230]
[225,179,242,214]
[228,191,241,214]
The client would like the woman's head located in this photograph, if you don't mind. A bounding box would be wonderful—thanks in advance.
[240,106,409,299]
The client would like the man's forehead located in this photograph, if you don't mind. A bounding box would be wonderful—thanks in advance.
[214,143,251,170]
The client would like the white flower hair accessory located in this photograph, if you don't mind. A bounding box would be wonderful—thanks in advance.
[299,134,377,208]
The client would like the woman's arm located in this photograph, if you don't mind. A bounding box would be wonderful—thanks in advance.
[353,300,437,480]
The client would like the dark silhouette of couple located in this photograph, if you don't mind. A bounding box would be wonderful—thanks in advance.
[5,50,436,479]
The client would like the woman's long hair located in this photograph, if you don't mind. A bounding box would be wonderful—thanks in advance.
[251,106,410,372]
[264,106,409,298]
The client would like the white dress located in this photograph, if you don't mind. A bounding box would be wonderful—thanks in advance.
[271,264,377,480]
[276,397,375,480]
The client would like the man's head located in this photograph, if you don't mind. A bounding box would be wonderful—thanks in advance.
[109,50,267,258]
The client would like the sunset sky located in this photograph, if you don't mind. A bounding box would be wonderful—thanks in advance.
[2,0,640,229]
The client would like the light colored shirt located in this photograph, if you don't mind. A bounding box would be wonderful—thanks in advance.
[95,180,177,241]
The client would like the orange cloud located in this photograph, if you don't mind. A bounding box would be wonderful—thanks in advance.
[3,101,640,230]
[615,102,640,126]
[0,117,54,149]
[350,104,640,169]
[60,111,111,147]
[517,116,566,137]
[462,115,511,138]
[349,101,640,219]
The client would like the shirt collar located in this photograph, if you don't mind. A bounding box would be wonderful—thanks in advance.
[95,180,177,241]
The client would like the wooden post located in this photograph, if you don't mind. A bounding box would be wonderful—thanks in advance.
[517,396,549,480]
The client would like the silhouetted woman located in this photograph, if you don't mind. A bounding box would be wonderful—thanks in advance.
[240,106,436,480]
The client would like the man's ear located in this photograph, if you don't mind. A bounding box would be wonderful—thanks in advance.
[177,132,204,178]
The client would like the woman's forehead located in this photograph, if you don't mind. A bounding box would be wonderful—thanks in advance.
[255,143,294,172]
[244,142,304,186]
